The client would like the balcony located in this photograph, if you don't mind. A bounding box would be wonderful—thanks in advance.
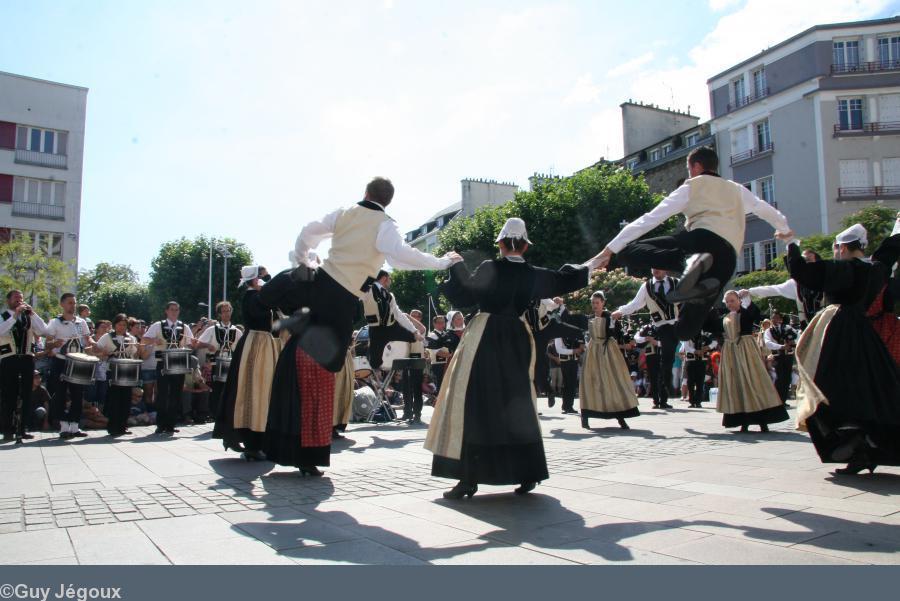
[725,87,769,114]
[14,149,67,170]
[11,201,66,220]
[730,142,774,166]
[837,186,900,201]
[833,121,900,137]
[831,59,900,75]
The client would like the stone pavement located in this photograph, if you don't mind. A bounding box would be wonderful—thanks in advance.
[1,398,899,565]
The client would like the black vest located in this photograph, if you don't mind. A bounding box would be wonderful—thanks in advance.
[160,320,185,345]
[646,278,678,321]
[214,323,238,352]
[1,310,31,355]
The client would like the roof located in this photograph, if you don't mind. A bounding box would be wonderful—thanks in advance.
[707,16,900,83]
[427,201,461,222]
[622,122,710,160]
[0,70,89,92]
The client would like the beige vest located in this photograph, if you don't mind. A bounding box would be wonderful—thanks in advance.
[684,175,746,253]
[322,205,392,299]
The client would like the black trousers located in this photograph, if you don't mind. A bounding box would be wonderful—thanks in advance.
[773,354,794,403]
[613,228,737,340]
[685,360,707,406]
[656,324,677,406]
[368,323,417,371]
[0,355,34,435]
[560,359,578,411]
[50,358,83,428]
[105,384,131,434]
[431,363,446,392]
[645,353,663,406]
[402,368,424,419]
[155,371,185,431]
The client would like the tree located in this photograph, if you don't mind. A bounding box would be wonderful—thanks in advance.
[77,262,141,309]
[841,205,897,251]
[732,269,796,317]
[148,236,253,324]
[0,233,74,317]
[436,165,667,275]
[565,269,644,314]
[89,281,153,321]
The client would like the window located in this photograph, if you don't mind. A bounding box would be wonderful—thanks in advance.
[838,98,864,130]
[662,144,673,156]
[743,182,752,191]
[839,159,870,189]
[12,177,65,205]
[685,133,700,147]
[752,67,766,97]
[11,230,63,258]
[743,244,757,272]
[649,149,661,162]
[626,158,639,171]
[882,157,900,187]
[758,176,775,205]
[14,126,67,155]
[833,39,860,68]
[877,35,900,67]
[732,77,746,105]
[756,119,771,151]
[763,241,777,270]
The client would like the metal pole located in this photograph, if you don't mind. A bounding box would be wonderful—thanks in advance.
[222,250,228,303]
[207,239,213,320]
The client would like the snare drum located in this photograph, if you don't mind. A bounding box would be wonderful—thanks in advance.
[109,358,142,387]
[61,352,99,386]
[382,341,409,370]
[352,356,373,379]
[213,356,232,383]
[160,348,192,375]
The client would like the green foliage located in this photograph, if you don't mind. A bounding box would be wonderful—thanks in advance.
[436,165,665,272]
[89,281,153,321]
[0,233,74,317]
[565,269,644,314]
[797,233,834,260]
[840,205,897,251]
[732,269,795,316]
[148,236,253,324]
[77,262,141,310]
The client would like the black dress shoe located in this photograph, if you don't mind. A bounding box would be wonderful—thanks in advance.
[299,466,323,477]
[759,423,769,432]
[617,418,630,430]
[835,456,877,475]
[548,398,556,408]
[20,433,34,440]
[242,450,266,462]
[739,424,749,433]
[581,416,590,429]
[443,481,477,499]
[514,482,537,495]
[72,431,88,437]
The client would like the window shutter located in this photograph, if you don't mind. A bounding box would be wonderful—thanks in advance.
[0,174,12,203]
[16,126,27,150]
[57,132,68,156]
[0,122,15,149]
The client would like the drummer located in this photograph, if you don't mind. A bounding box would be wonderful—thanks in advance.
[44,293,93,440]
[93,314,138,436]
[196,301,242,420]
[142,301,197,435]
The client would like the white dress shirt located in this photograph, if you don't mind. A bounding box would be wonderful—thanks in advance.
[198,322,243,353]
[293,209,452,271]
[143,320,194,354]
[616,278,677,326]
[0,311,48,337]
[607,180,791,253]
[554,338,575,357]
[45,316,90,358]
[374,283,418,335]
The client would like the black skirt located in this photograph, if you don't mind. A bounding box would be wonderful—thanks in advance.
[431,314,548,485]
[582,407,641,420]
[804,307,900,464]
[212,334,264,451]
[722,405,790,428]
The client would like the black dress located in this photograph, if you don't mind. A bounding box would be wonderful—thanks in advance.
[425,257,587,485]
[212,289,279,453]
[787,242,900,465]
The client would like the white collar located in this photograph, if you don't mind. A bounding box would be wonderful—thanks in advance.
[504,255,526,263]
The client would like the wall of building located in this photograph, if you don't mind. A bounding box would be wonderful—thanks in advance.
[460,179,517,217]
[621,103,699,156]
[0,72,87,276]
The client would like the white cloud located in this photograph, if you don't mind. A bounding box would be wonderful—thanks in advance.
[607,52,655,78]
[709,0,744,11]
[564,73,604,105]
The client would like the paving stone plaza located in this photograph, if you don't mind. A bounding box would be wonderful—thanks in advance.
[1,399,899,565]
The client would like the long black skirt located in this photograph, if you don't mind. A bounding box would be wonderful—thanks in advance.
[804,307,900,464]
[262,335,332,467]
[722,405,790,428]
[212,334,264,452]
[432,314,548,485]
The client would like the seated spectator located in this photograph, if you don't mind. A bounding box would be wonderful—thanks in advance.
[127,387,156,427]
[31,370,52,431]
[81,398,109,430]
[422,373,437,406]
[181,357,211,425]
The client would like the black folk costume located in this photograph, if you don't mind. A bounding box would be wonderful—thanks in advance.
[0,310,47,438]
[763,321,798,404]
[606,173,791,340]
[263,199,451,472]
[95,331,138,436]
[716,299,788,431]
[199,320,241,421]
[682,331,716,407]
[364,283,417,371]
[144,318,193,434]
[749,278,824,329]
[45,315,92,437]
[789,233,900,474]
[213,287,281,457]
[425,255,588,493]
[579,311,640,429]
[524,299,584,408]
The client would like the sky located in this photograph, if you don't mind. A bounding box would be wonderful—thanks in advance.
[2,0,898,281]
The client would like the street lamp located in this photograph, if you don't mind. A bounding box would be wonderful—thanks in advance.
[206,239,234,318]
[220,245,233,303]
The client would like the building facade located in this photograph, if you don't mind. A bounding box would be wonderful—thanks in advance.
[405,178,518,252]
[708,17,900,273]
[0,71,88,278]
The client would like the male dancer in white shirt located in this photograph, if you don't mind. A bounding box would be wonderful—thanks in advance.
[587,146,793,340]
